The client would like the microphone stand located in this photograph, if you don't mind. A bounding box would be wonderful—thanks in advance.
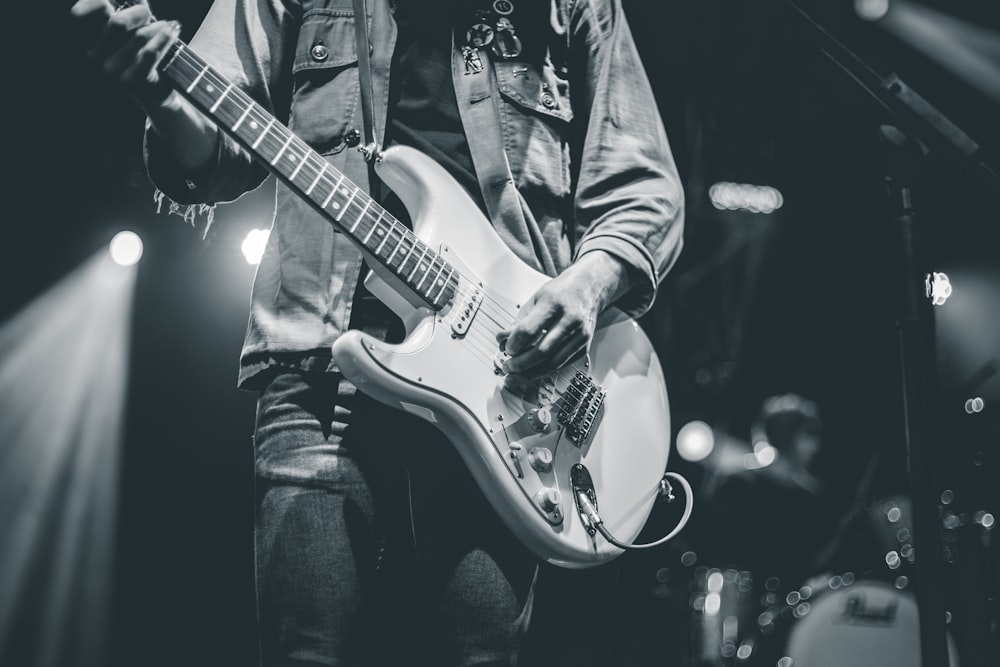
[776,3,1000,666]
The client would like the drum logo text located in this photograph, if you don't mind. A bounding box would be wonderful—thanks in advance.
[839,593,898,625]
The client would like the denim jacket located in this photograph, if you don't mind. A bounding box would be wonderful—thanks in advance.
[144,0,684,389]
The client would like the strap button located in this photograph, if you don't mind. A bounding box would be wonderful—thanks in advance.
[345,128,361,147]
[310,43,329,62]
[541,92,557,109]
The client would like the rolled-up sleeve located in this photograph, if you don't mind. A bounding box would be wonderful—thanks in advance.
[569,0,684,318]
[143,0,298,205]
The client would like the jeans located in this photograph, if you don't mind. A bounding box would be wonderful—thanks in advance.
[252,369,539,667]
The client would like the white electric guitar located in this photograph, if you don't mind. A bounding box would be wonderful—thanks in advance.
[148,22,673,568]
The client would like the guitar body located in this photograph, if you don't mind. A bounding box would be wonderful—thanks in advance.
[332,146,671,568]
[138,27,673,567]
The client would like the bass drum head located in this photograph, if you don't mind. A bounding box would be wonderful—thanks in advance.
[778,579,959,667]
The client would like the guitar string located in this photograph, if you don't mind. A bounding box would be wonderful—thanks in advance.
[118,2,601,380]
[165,44,530,327]
[162,35,595,389]
[169,47,592,391]
[124,0,628,529]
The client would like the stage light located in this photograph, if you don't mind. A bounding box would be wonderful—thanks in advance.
[927,271,952,305]
[855,0,890,21]
[676,420,715,462]
[109,230,143,266]
[0,250,135,666]
[752,444,777,468]
[241,228,270,265]
[708,182,784,214]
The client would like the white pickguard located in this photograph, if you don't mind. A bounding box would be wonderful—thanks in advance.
[332,146,671,568]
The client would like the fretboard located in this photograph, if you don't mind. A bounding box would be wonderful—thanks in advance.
[157,40,458,310]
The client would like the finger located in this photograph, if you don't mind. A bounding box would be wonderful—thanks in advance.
[71,0,115,48]
[116,21,180,87]
[503,332,587,389]
[500,301,561,357]
[505,324,586,377]
[503,325,560,375]
[92,4,156,62]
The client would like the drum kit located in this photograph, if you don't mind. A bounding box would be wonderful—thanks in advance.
[678,492,975,667]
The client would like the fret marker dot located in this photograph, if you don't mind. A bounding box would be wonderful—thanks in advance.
[206,84,215,92]
[332,203,340,210]
[250,121,258,129]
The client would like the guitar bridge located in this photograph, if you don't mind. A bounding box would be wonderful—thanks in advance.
[558,371,606,446]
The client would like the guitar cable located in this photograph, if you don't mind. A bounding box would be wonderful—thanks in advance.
[576,472,694,550]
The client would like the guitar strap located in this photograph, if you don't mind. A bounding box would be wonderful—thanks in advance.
[351,0,532,258]
[450,31,534,260]
[351,0,381,164]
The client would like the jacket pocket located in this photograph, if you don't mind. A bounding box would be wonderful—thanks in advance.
[289,10,362,155]
[493,58,574,199]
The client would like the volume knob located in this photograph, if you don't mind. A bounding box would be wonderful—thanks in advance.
[534,487,562,512]
[528,407,552,433]
[528,447,554,472]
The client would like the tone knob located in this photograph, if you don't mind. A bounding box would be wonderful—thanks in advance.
[528,407,552,432]
[534,487,562,512]
[528,447,554,472]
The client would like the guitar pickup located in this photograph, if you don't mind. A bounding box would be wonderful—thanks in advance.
[450,286,484,337]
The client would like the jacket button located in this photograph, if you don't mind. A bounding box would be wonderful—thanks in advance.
[310,44,329,62]
[345,128,361,147]
[541,92,557,109]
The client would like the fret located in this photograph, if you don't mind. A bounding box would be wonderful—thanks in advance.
[271,133,294,166]
[209,83,233,113]
[396,239,419,276]
[335,187,359,221]
[386,233,409,266]
[362,211,383,245]
[232,102,254,131]
[374,224,394,255]
[433,266,456,302]
[417,258,443,292]
[349,200,372,234]
[185,64,209,93]
[407,245,429,281]
[306,163,327,195]
[162,41,183,72]
[159,40,459,311]
[251,119,275,150]
[289,149,308,181]
[321,173,344,208]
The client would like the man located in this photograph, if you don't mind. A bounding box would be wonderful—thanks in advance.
[698,394,832,581]
[71,0,684,664]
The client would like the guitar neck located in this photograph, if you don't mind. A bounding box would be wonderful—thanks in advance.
[156,40,457,310]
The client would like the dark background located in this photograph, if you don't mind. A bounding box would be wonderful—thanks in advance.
[3,1,998,665]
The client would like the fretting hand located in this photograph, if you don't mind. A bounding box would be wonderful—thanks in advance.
[71,0,181,109]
